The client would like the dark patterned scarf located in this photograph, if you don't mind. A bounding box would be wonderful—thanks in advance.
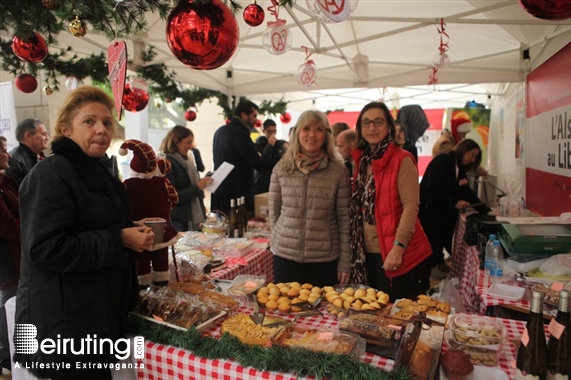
[295,152,325,174]
[349,137,390,284]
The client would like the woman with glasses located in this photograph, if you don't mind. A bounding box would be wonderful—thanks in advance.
[268,110,351,287]
[350,101,432,300]
[419,139,491,279]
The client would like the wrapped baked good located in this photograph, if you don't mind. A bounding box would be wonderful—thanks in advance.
[439,350,474,380]
[395,319,444,380]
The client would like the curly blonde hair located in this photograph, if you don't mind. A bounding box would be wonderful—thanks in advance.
[278,110,342,173]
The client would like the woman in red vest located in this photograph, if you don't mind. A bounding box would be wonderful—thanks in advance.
[350,102,432,300]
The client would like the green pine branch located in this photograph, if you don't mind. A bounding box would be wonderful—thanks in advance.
[128,315,409,380]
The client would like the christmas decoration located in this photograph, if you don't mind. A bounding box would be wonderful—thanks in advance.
[68,15,88,37]
[43,85,54,95]
[427,18,449,88]
[306,0,358,23]
[122,82,149,112]
[11,32,48,63]
[243,2,265,27]
[14,74,38,93]
[254,119,262,128]
[155,100,162,109]
[65,75,79,90]
[297,46,318,88]
[107,41,128,119]
[262,0,292,55]
[185,109,197,121]
[519,0,571,20]
[166,0,240,70]
[280,112,292,124]
[115,0,141,7]
[41,0,57,11]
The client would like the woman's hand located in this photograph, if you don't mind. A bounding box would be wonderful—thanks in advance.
[121,226,155,252]
[197,177,214,190]
[455,200,471,210]
[338,271,351,285]
[382,245,404,272]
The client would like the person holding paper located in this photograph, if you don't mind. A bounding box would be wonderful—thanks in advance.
[160,125,213,231]
[269,110,351,287]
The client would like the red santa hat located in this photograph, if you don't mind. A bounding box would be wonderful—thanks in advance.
[118,139,157,174]
[450,117,472,142]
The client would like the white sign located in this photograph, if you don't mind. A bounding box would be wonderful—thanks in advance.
[0,82,18,151]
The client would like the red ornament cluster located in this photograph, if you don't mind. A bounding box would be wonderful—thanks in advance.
[519,0,571,20]
[166,0,239,70]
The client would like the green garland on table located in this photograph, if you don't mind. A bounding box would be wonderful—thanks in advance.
[128,315,410,380]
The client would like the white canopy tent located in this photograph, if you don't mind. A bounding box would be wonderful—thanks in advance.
[3,0,571,110]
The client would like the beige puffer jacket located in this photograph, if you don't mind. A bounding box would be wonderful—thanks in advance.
[269,156,351,273]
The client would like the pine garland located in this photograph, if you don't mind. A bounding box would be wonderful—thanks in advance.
[128,315,411,380]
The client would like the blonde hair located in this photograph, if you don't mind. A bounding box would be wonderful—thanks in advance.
[278,110,342,173]
[159,125,193,155]
[52,86,117,142]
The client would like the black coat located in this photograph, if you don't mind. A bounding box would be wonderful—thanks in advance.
[211,117,278,215]
[6,143,39,186]
[14,138,138,380]
[165,153,204,223]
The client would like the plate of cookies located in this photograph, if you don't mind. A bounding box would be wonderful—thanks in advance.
[391,295,451,323]
[324,285,391,318]
[255,281,324,313]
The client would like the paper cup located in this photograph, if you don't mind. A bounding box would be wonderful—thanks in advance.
[144,218,166,244]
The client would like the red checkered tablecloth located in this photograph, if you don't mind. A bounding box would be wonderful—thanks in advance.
[136,308,521,379]
[478,270,531,315]
[210,248,275,283]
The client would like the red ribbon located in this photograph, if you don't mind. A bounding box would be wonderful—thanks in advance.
[437,18,449,54]
[267,0,285,27]
[302,45,313,62]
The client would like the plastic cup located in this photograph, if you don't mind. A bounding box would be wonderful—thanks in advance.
[144,218,166,244]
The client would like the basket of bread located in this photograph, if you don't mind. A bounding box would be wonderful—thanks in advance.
[324,285,391,318]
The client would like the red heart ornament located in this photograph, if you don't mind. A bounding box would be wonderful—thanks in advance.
[107,41,128,120]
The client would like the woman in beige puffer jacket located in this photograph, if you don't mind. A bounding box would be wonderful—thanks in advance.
[269,110,351,287]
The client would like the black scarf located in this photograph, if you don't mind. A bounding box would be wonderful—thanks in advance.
[349,137,390,284]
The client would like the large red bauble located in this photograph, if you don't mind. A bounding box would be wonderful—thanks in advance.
[519,0,571,20]
[14,74,38,93]
[185,110,197,121]
[280,112,292,124]
[11,32,49,63]
[166,0,239,70]
[122,83,149,112]
[243,3,265,27]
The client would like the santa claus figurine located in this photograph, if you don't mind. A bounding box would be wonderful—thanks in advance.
[119,139,180,287]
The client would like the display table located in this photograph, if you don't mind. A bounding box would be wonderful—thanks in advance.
[209,248,275,283]
[135,306,521,380]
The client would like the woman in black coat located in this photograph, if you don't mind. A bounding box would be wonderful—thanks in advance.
[419,139,490,279]
[14,86,154,380]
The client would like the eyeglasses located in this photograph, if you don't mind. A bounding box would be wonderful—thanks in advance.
[361,118,386,129]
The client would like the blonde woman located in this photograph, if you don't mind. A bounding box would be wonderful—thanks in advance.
[269,110,351,287]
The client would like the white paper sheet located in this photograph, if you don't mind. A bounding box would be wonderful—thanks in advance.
[204,162,234,193]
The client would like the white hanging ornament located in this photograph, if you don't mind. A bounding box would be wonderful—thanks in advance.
[306,0,358,23]
[297,59,318,88]
[262,21,292,55]
[65,75,79,90]
[432,52,450,70]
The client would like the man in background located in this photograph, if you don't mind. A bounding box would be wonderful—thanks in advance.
[395,122,418,163]
[336,129,357,179]
[254,119,277,154]
[212,101,279,216]
[332,122,350,138]
[6,118,48,186]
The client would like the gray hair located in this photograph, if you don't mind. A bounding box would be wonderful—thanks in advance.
[15,118,43,142]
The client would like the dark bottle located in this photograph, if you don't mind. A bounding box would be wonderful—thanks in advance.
[516,290,548,379]
[228,198,238,238]
[240,196,248,233]
[547,290,570,379]
[235,197,244,238]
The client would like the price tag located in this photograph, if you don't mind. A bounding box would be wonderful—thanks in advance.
[318,332,333,341]
[551,282,564,291]
[152,314,164,323]
[521,327,530,347]
[245,281,258,289]
[548,318,565,340]
[509,360,516,369]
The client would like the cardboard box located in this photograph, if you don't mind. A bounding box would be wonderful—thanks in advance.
[254,192,269,218]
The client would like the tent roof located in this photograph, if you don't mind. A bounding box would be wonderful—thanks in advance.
[7,0,571,111]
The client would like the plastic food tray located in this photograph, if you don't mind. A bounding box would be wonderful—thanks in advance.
[133,310,226,333]
[486,283,525,301]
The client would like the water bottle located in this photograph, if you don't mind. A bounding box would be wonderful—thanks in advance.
[489,240,504,282]
[484,234,497,274]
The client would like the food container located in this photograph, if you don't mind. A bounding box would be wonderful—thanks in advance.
[443,330,502,366]
[226,274,266,297]
[447,314,506,351]
[271,323,366,358]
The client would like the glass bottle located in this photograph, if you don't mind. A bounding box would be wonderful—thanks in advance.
[516,289,547,379]
[235,198,244,238]
[547,290,570,379]
[240,196,248,233]
[228,198,238,238]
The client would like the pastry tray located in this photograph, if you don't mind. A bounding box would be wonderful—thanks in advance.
[133,310,226,333]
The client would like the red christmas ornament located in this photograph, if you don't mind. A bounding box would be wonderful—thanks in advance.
[122,83,149,112]
[243,3,265,27]
[225,119,231,124]
[166,0,239,70]
[14,74,38,93]
[519,0,571,20]
[11,32,49,63]
[280,112,292,124]
[254,119,262,128]
[185,110,197,122]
